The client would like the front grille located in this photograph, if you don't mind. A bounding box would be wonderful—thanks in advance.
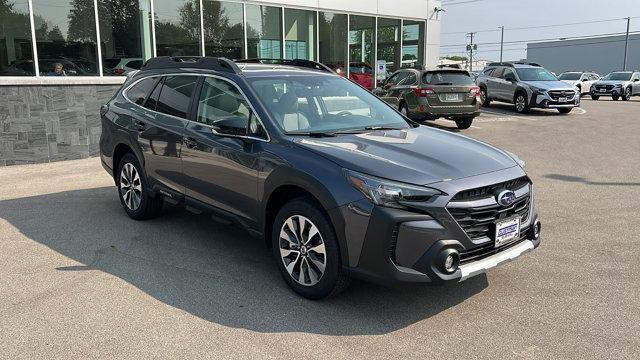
[547,90,576,100]
[459,226,530,264]
[595,84,614,91]
[452,177,529,201]
[447,179,531,242]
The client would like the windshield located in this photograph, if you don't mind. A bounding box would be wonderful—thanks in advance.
[602,72,632,81]
[248,76,411,134]
[515,68,558,81]
[423,71,474,85]
[558,73,581,80]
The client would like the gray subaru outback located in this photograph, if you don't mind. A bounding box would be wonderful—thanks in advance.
[477,62,580,114]
[100,56,541,299]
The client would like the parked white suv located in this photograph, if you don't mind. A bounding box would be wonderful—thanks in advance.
[558,72,600,96]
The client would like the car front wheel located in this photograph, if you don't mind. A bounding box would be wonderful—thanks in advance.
[272,198,350,299]
[514,92,530,114]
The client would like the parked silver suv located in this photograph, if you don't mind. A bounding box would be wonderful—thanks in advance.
[477,62,580,114]
[590,71,640,101]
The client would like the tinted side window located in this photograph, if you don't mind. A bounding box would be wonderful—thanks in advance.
[492,67,504,78]
[127,60,143,69]
[386,72,402,86]
[144,77,164,111]
[502,68,516,80]
[156,76,198,118]
[400,73,418,85]
[127,77,157,105]
[483,68,495,76]
[197,77,266,138]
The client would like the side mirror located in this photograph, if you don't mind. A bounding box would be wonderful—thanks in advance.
[211,116,247,137]
[582,78,588,82]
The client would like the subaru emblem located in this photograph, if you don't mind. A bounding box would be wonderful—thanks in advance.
[496,190,516,206]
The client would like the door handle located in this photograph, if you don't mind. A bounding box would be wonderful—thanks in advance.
[134,120,146,132]
[183,137,198,149]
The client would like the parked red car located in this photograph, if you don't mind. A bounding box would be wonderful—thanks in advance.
[327,62,375,90]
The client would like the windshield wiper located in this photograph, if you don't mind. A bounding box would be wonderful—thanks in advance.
[434,82,453,85]
[362,126,404,131]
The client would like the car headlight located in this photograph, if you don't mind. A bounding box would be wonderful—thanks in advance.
[345,169,442,209]
[528,85,544,95]
[614,84,623,88]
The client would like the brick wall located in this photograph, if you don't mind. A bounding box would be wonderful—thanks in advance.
[0,84,120,166]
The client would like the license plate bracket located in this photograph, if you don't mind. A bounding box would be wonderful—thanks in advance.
[444,93,459,102]
[495,216,521,248]
[558,97,567,102]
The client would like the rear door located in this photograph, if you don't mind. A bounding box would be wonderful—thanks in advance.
[181,75,267,226]
[391,71,418,109]
[487,67,504,99]
[126,75,194,196]
[423,71,475,107]
[632,73,640,95]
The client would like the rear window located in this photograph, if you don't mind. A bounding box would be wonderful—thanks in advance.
[126,60,143,69]
[155,75,198,118]
[104,59,121,68]
[422,71,474,85]
[559,73,581,80]
[126,77,157,105]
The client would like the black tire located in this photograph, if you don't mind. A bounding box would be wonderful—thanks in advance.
[480,87,491,107]
[612,95,619,101]
[455,118,473,129]
[514,92,530,114]
[557,108,572,114]
[622,87,631,101]
[591,95,600,101]
[116,153,163,220]
[272,198,350,299]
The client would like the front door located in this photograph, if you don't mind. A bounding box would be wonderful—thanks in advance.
[181,76,268,226]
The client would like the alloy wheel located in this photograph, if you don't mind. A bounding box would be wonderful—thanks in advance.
[480,89,487,103]
[279,215,327,286]
[516,95,526,112]
[120,163,142,211]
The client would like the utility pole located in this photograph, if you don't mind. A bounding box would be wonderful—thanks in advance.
[623,17,631,71]
[467,32,476,72]
[499,26,505,63]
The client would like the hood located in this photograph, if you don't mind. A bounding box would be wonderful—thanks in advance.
[522,80,576,90]
[594,80,627,86]
[560,80,580,87]
[292,127,518,185]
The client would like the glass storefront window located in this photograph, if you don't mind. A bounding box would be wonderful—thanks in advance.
[349,15,375,90]
[376,18,401,85]
[98,0,153,76]
[203,0,244,59]
[284,8,316,60]
[32,0,99,76]
[154,0,201,56]
[0,1,34,76]
[402,20,425,68]
[246,4,282,59]
[318,12,347,76]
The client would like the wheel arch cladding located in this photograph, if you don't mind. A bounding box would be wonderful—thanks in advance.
[112,143,136,183]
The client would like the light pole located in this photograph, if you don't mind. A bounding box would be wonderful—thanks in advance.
[499,26,504,63]
[623,17,631,71]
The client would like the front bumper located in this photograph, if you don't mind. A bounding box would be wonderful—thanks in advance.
[591,88,622,97]
[343,167,541,285]
[532,91,580,109]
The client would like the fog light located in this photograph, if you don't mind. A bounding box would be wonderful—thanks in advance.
[541,100,549,108]
[445,255,455,271]
[437,249,460,274]
[534,220,541,239]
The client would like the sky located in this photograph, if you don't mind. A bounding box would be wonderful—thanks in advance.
[439,0,640,62]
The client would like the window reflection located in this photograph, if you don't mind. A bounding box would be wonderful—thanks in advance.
[349,15,375,90]
[377,18,401,85]
[284,8,316,60]
[402,20,425,68]
[154,0,201,56]
[0,1,34,76]
[203,0,244,59]
[98,0,153,76]
[246,4,281,59]
[32,0,99,76]
[319,12,347,78]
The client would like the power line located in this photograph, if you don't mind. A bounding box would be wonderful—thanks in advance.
[441,16,640,35]
[440,31,638,48]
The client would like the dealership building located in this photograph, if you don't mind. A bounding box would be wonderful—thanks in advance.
[0,0,442,166]
[527,33,640,76]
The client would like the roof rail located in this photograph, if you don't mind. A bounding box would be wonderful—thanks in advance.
[235,58,334,73]
[486,62,514,67]
[140,56,241,74]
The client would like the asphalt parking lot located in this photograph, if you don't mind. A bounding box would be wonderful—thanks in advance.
[1,98,639,359]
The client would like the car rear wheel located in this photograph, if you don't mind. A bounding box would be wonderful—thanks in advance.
[480,87,491,107]
[272,198,350,299]
[591,95,600,100]
[116,153,163,220]
[557,108,572,114]
[514,92,530,114]
[455,118,473,129]
[622,87,631,101]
